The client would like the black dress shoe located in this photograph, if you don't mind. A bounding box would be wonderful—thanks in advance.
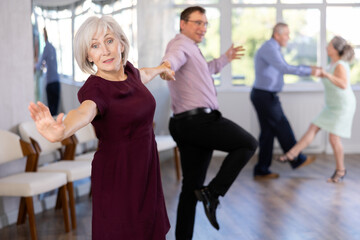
[194,187,220,230]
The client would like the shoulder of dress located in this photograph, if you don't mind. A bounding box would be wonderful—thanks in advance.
[81,75,102,87]
[334,60,349,71]
[126,61,141,72]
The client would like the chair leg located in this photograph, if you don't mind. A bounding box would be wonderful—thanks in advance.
[17,197,27,225]
[55,190,62,209]
[88,183,92,198]
[67,182,77,229]
[174,146,181,181]
[59,185,71,232]
[25,197,37,240]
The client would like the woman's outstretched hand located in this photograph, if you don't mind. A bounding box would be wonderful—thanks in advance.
[28,101,65,142]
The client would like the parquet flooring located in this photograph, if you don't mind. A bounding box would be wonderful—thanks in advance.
[1,154,360,240]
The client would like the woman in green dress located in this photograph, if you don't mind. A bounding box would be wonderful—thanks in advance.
[280,36,356,183]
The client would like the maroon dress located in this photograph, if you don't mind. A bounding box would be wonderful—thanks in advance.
[78,62,170,239]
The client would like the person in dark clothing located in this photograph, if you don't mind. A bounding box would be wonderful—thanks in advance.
[162,6,258,239]
[35,28,60,115]
[251,22,319,179]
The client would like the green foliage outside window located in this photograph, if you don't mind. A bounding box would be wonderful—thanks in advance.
[231,8,276,86]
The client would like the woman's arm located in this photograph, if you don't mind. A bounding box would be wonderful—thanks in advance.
[139,61,175,84]
[321,64,348,89]
[29,100,98,142]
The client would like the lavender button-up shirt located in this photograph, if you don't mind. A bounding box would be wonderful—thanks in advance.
[162,33,229,114]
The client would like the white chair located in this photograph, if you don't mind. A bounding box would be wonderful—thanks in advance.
[153,122,181,181]
[73,123,97,162]
[0,129,70,240]
[18,121,91,230]
[155,135,181,181]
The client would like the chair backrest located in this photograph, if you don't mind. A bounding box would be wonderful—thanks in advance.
[18,121,62,155]
[0,129,37,171]
[0,130,24,165]
[75,123,97,144]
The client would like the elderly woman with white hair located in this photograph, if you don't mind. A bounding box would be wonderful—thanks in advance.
[28,15,174,239]
[280,36,356,183]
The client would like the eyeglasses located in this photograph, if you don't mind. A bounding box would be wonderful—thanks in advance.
[186,20,209,28]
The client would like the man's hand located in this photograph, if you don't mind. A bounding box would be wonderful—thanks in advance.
[160,61,175,81]
[311,66,322,77]
[225,44,245,62]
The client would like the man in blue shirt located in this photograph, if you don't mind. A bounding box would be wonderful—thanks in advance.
[251,22,319,179]
[35,28,60,116]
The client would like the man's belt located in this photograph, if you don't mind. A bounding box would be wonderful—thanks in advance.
[173,107,213,119]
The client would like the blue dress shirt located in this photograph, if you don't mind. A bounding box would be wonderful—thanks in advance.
[36,41,59,84]
[253,38,311,92]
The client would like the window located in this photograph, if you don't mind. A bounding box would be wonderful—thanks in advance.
[33,1,137,82]
[327,0,360,3]
[199,8,221,85]
[173,0,360,88]
[282,8,320,83]
[174,0,218,4]
[33,8,73,78]
[232,7,276,86]
[232,0,276,3]
[34,1,360,86]
[281,0,322,3]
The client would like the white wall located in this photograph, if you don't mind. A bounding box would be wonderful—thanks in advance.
[0,0,35,229]
[137,0,174,135]
[0,0,33,132]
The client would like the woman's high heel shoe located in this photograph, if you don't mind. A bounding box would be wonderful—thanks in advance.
[327,169,346,183]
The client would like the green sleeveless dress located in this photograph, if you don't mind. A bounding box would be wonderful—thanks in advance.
[312,60,356,138]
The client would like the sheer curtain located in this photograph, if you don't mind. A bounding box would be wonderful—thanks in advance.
[137,0,175,135]
[33,0,81,7]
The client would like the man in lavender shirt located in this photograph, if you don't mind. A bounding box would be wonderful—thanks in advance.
[251,23,318,180]
[162,6,258,240]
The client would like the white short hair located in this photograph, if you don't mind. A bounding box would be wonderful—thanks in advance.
[74,15,130,75]
[272,22,288,38]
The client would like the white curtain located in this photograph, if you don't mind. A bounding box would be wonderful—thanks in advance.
[137,0,175,134]
[33,0,81,7]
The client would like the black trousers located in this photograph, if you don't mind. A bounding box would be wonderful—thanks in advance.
[250,88,306,175]
[169,110,257,240]
[46,81,60,116]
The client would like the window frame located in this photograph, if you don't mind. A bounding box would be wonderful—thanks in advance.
[173,0,360,91]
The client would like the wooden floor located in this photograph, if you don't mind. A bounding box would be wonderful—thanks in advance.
[1,154,360,240]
